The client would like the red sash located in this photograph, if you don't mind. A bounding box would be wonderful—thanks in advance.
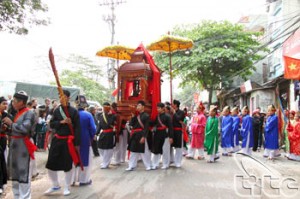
[173,127,188,142]
[54,134,79,165]
[58,106,83,170]
[11,136,37,160]
[0,134,6,137]
[131,128,143,134]
[174,127,182,131]
[102,129,114,133]
[127,128,144,160]
[12,107,37,159]
[157,126,167,130]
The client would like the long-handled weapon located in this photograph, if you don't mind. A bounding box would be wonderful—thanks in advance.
[49,48,83,170]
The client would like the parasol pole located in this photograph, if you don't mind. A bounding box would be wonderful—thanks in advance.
[117,51,120,69]
[169,41,173,103]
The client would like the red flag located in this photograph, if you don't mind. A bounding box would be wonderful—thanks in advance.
[283,56,300,79]
[111,88,118,96]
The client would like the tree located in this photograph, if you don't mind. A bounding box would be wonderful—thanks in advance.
[51,69,110,104]
[0,0,49,34]
[66,54,104,82]
[174,83,199,109]
[154,21,267,106]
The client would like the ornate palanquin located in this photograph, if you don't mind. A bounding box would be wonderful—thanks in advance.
[116,49,153,121]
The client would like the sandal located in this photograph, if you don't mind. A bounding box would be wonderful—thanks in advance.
[207,160,215,163]
[214,156,220,161]
[287,156,295,161]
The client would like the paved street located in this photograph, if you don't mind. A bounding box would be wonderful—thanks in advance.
[1,149,300,199]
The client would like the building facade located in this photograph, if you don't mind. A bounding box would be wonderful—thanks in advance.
[220,0,300,113]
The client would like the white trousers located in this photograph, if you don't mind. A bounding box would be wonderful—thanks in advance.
[242,130,251,155]
[4,147,8,163]
[222,147,233,154]
[210,154,216,162]
[128,141,151,169]
[233,134,240,152]
[170,147,183,165]
[47,168,73,189]
[242,147,252,155]
[119,131,128,162]
[113,131,128,164]
[100,149,113,168]
[30,138,38,177]
[288,153,300,161]
[151,154,161,168]
[174,147,183,167]
[152,137,171,168]
[209,137,219,162]
[30,158,38,177]
[170,147,174,163]
[73,147,93,184]
[232,145,240,152]
[264,148,280,158]
[113,142,121,164]
[162,138,170,167]
[12,159,32,199]
[171,136,183,167]
[187,147,204,158]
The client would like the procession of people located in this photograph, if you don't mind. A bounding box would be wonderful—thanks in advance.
[0,90,300,198]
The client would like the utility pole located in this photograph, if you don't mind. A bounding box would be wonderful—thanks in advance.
[100,0,126,91]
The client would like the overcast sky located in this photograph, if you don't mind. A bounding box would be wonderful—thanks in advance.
[0,0,266,100]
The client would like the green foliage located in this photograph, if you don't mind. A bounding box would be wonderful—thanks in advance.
[174,83,199,108]
[49,54,111,104]
[51,69,110,104]
[66,54,104,82]
[0,0,49,34]
[153,20,268,104]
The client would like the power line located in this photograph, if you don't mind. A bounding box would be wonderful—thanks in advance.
[191,12,300,47]
[251,9,300,28]
[168,16,300,83]
[256,13,300,43]
[226,18,300,79]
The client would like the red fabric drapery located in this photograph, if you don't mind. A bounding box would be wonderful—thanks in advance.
[135,44,161,121]
[125,81,133,100]
[111,88,118,97]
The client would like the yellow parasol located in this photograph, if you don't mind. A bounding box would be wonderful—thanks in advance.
[96,45,135,68]
[147,33,193,102]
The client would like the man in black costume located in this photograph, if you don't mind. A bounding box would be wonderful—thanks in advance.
[44,90,81,196]
[126,100,151,171]
[170,99,185,168]
[151,102,173,170]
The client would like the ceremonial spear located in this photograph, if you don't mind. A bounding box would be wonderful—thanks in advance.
[49,48,83,170]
